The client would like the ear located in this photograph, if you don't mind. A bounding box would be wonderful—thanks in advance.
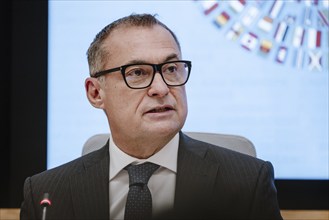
[85,77,104,109]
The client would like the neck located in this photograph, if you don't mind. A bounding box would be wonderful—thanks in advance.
[112,132,177,159]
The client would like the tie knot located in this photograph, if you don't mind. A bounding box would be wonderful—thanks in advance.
[125,162,160,186]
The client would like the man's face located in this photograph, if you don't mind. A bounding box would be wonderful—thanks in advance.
[96,25,188,145]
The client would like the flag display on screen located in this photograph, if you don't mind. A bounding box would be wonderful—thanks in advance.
[195,0,328,73]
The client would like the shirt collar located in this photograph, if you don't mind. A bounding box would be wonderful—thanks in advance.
[109,133,179,180]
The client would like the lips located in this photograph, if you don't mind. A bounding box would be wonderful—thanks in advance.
[145,105,174,114]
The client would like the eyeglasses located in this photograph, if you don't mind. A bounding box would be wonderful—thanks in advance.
[92,60,192,89]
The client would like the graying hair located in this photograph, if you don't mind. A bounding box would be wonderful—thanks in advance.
[87,13,181,76]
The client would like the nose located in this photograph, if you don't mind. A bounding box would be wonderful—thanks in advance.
[147,72,169,97]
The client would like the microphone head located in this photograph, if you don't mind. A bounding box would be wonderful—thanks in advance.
[40,193,52,207]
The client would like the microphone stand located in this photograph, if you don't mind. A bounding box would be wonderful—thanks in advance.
[40,193,51,220]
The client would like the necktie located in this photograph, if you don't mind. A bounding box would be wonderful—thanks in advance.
[124,162,160,220]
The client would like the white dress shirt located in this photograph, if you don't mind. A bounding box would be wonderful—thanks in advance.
[109,133,179,220]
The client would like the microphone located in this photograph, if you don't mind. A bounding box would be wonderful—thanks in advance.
[40,193,51,220]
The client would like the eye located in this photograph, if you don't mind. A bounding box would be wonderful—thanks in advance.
[168,65,177,73]
[126,68,147,77]
[133,69,143,76]
[164,64,178,74]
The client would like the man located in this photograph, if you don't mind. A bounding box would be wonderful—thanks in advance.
[20,13,283,220]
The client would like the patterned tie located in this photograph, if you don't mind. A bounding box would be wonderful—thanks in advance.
[124,162,160,220]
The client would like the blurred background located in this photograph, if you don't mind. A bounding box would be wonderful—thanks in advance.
[48,0,328,179]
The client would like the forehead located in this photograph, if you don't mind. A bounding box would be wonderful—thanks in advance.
[102,25,181,65]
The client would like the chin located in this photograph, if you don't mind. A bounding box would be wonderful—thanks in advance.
[150,123,182,136]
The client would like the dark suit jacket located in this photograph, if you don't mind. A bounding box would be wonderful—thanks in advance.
[20,132,283,220]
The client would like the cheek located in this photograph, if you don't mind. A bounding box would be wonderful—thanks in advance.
[103,88,144,118]
[173,88,188,113]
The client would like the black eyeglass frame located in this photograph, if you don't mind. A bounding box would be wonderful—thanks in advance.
[91,60,192,89]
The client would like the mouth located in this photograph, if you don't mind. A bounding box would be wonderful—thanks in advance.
[145,105,174,114]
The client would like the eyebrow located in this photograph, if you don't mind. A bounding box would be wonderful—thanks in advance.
[124,53,180,66]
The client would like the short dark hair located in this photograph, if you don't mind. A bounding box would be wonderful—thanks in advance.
[87,13,181,76]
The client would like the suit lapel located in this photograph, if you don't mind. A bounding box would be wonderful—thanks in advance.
[70,142,110,220]
[174,132,219,211]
